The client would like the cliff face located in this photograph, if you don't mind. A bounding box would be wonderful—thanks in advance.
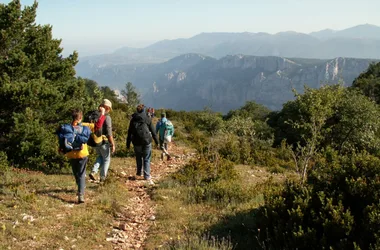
[78,54,375,112]
[141,55,374,111]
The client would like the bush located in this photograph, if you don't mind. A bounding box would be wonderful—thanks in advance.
[110,109,129,144]
[217,134,241,163]
[173,157,245,205]
[199,179,257,204]
[6,108,68,170]
[173,158,237,187]
[165,235,233,250]
[256,152,380,249]
[0,151,8,173]
[270,86,380,156]
[195,111,224,135]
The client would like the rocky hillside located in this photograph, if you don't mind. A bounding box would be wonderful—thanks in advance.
[79,54,375,111]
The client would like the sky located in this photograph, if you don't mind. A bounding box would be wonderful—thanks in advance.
[1,0,379,56]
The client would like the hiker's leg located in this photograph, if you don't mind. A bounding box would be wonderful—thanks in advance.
[70,159,80,192]
[164,142,170,156]
[70,157,87,195]
[77,157,88,196]
[99,143,111,179]
[92,146,103,174]
[134,145,143,176]
[159,140,165,159]
[142,143,152,180]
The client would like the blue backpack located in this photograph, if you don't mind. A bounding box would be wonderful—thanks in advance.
[57,124,91,154]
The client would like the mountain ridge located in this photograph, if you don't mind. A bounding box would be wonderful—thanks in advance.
[77,24,380,71]
[79,53,376,112]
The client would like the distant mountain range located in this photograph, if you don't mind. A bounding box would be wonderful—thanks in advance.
[309,24,380,40]
[77,24,380,71]
[80,54,376,112]
[75,24,380,111]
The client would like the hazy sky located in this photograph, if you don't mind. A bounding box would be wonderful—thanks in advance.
[1,0,379,56]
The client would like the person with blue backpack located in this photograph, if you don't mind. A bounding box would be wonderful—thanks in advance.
[57,107,107,203]
[58,109,91,203]
[156,113,174,161]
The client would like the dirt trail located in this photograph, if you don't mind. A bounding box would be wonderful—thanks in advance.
[105,143,195,249]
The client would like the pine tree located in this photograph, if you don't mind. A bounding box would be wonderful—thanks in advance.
[0,1,97,169]
[352,62,380,104]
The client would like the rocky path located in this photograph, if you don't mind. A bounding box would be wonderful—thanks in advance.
[105,144,195,249]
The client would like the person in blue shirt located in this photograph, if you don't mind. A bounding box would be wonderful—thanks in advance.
[156,113,174,161]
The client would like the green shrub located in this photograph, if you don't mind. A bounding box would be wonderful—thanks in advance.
[0,151,8,173]
[173,158,237,187]
[195,111,224,135]
[200,179,256,204]
[270,86,380,156]
[7,108,68,170]
[224,101,271,121]
[238,137,252,164]
[218,134,241,163]
[256,152,380,249]
[173,157,261,205]
[165,235,233,250]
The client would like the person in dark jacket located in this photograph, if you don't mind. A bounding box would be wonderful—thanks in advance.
[126,104,159,184]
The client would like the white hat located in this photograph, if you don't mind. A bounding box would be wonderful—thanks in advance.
[102,99,112,110]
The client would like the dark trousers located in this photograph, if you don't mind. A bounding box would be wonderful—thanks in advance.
[134,144,152,180]
[70,157,88,195]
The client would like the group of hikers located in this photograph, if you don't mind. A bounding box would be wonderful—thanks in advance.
[58,99,174,203]
[146,107,155,118]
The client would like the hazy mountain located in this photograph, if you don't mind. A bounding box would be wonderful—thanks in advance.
[309,24,380,40]
[76,24,380,78]
[309,29,336,40]
[83,54,375,112]
[75,24,380,111]
[301,38,380,59]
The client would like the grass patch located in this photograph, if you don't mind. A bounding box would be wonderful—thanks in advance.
[0,159,134,249]
[146,158,294,249]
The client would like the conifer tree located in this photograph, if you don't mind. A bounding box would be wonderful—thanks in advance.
[0,1,98,169]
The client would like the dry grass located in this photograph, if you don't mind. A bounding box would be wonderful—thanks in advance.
[0,132,296,250]
[0,142,192,249]
[145,162,295,249]
[0,155,146,249]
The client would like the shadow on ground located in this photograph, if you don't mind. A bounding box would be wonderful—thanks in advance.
[207,208,262,250]
[36,188,77,204]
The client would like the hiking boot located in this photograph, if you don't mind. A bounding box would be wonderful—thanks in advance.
[78,194,85,203]
[167,155,172,161]
[89,172,96,181]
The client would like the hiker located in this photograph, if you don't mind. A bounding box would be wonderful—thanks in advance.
[126,104,159,184]
[147,107,152,117]
[89,99,116,182]
[64,109,90,203]
[58,107,107,203]
[156,113,174,161]
[84,106,107,147]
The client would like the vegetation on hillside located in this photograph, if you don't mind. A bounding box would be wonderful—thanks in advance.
[148,63,380,249]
